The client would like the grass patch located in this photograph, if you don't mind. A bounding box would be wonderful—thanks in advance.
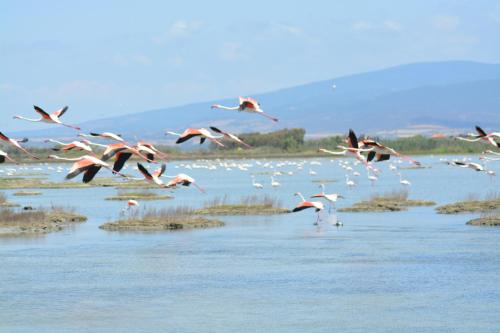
[13,191,42,196]
[311,179,338,183]
[0,206,87,237]
[339,189,435,212]
[0,193,19,207]
[105,190,173,201]
[436,192,500,214]
[195,194,290,215]
[100,206,224,231]
[0,176,158,190]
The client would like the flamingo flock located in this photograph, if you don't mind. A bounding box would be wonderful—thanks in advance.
[1,99,499,226]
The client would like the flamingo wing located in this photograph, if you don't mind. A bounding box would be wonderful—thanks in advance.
[376,154,391,162]
[113,152,132,173]
[176,129,201,144]
[367,151,376,162]
[153,164,166,178]
[52,106,68,118]
[475,126,487,137]
[347,129,359,149]
[33,105,51,120]
[66,159,95,180]
[102,144,127,161]
[0,132,10,141]
[137,162,153,180]
[82,165,102,183]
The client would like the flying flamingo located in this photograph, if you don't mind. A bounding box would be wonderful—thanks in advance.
[0,150,16,164]
[45,139,93,153]
[0,132,38,159]
[209,127,252,148]
[79,132,125,142]
[310,184,344,213]
[13,105,81,130]
[360,138,421,165]
[136,163,167,187]
[48,155,127,183]
[211,97,279,122]
[136,141,168,161]
[166,128,225,147]
[292,192,324,224]
[456,126,500,148]
[318,129,373,167]
[84,140,154,173]
[165,173,205,193]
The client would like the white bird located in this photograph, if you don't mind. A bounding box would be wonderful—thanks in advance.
[271,176,281,187]
[398,173,411,186]
[311,184,344,213]
[252,176,264,189]
[345,174,356,188]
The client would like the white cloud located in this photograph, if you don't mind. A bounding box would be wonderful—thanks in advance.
[352,20,373,31]
[383,20,402,31]
[112,54,152,67]
[432,15,460,31]
[219,42,244,61]
[153,20,204,44]
[271,22,304,37]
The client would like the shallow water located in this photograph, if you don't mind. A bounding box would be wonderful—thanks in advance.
[1,156,500,333]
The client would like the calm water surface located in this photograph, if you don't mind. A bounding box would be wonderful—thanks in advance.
[1,156,499,333]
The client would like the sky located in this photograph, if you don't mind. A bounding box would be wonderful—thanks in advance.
[1,0,500,131]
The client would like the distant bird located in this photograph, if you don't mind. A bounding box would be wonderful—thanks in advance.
[360,139,421,165]
[165,173,205,193]
[398,173,411,186]
[211,97,279,122]
[345,174,356,188]
[45,139,93,153]
[252,175,264,189]
[0,132,38,159]
[209,127,252,148]
[127,199,139,207]
[48,155,124,183]
[166,128,224,147]
[137,163,167,187]
[0,149,16,164]
[292,192,324,224]
[309,169,317,176]
[367,173,378,186]
[79,132,124,142]
[271,176,281,187]
[448,161,494,174]
[311,184,343,213]
[13,105,80,130]
[456,126,500,148]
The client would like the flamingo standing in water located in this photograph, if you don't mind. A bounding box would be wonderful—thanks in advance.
[0,132,38,159]
[0,150,16,164]
[48,155,127,183]
[456,126,500,148]
[45,139,93,153]
[13,105,81,130]
[211,97,278,122]
[209,127,252,148]
[292,192,324,224]
[166,128,225,147]
[251,176,264,189]
[310,184,344,213]
[398,173,411,186]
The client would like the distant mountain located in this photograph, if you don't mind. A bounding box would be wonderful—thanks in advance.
[16,61,500,141]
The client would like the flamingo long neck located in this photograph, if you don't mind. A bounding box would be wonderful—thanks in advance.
[215,105,239,110]
[47,139,67,146]
[296,192,306,202]
[86,141,107,148]
[320,184,325,194]
[15,116,42,122]
[50,155,83,162]
[166,131,182,137]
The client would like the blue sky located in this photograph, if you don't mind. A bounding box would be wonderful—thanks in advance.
[1,0,499,130]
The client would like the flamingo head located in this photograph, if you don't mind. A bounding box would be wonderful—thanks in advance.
[211,104,221,109]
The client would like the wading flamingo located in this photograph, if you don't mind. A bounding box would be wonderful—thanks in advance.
[292,192,324,224]
[211,97,278,122]
[310,184,344,213]
[14,105,80,130]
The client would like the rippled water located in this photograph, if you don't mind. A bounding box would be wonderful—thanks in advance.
[1,156,499,332]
